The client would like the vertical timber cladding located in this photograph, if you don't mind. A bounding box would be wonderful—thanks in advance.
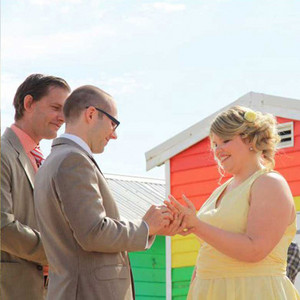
[129,235,166,299]
[169,116,300,299]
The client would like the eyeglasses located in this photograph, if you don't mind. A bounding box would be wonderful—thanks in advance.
[86,106,120,130]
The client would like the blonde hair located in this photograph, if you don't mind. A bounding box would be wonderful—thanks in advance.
[209,106,280,172]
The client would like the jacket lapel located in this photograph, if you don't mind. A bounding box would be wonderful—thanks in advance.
[3,128,35,189]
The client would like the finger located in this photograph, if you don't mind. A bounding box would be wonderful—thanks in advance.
[168,194,185,211]
[182,194,196,210]
[163,200,179,214]
[179,227,194,236]
[178,230,190,236]
[178,218,186,231]
[177,212,184,223]
[161,219,171,227]
[158,205,170,213]
[161,209,173,219]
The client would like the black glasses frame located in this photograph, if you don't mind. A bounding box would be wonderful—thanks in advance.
[86,106,120,129]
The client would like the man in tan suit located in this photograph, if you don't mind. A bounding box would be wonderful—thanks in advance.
[34,85,173,299]
[1,74,70,300]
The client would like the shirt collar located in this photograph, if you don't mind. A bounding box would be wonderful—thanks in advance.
[59,133,93,157]
[10,124,38,153]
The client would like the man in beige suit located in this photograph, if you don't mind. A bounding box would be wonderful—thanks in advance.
[1,74,70,300]
[34,85,172,300]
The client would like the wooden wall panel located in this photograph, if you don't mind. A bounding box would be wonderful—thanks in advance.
[172,267,194,300]
[171,235,200,268]
[129,236,166,299]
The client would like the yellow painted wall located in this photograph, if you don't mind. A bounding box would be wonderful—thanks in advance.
[171,234,200,268]
[294,196,300,211]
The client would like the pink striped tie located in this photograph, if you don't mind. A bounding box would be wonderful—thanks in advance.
[30,145,45,168]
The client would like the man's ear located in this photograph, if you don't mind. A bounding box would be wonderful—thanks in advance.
[85,106,96,124]
[23,95,35,113]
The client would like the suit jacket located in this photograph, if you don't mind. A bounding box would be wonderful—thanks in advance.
[1,128,47,300]
[34,137,151,300]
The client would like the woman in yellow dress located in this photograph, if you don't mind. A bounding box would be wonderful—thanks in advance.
[167,106,300,299]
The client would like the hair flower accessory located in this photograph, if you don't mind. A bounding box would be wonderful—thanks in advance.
[244,111,256,122]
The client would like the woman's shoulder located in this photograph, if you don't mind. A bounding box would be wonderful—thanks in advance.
[253,170,287,189]
[251,170,293,206]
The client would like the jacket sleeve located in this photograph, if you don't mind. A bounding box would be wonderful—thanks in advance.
[1,149,48,265]
[54,153,149,253]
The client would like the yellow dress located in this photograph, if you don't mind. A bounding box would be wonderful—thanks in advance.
[188,169,300,300]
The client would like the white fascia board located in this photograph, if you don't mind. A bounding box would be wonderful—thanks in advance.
[250,93,300,120]
[145,92,300,171]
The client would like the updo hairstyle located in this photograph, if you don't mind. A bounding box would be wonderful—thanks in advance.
[209,106,281,170]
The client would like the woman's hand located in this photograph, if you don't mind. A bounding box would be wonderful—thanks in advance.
[155,212,186,236]
[164,194,199,231]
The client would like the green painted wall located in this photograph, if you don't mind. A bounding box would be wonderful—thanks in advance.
[129,236,166,299]
[172,266,194,299]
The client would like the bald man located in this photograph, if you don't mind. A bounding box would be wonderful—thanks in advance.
[34,85,172,300]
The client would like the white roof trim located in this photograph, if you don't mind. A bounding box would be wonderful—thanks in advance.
[146,92,300,171]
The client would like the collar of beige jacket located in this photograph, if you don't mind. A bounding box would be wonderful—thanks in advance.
[52,137,104,176]
[4,128,35,189]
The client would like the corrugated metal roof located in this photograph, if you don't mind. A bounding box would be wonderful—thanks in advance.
[105,173,166,220]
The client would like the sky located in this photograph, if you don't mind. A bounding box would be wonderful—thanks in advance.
[2,0,300,179]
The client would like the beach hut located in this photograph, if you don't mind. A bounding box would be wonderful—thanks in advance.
[106,174,167,299]
[145,92,300,299]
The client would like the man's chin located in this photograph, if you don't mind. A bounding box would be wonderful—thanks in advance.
[92,147,105,154]
[43,132,58,140]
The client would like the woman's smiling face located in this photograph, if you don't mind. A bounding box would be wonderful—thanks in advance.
[211,133,252,174]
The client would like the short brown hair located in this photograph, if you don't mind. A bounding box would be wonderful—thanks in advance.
[63,85,112,122]
[13,74,70,120]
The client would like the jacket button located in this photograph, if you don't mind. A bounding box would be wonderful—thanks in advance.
[37,265,43,271]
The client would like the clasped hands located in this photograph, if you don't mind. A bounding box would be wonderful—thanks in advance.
[143,194,198,237]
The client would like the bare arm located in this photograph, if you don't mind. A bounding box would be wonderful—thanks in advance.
[168,173,295,262]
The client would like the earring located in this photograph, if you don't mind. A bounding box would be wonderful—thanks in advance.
[249,147,253,151]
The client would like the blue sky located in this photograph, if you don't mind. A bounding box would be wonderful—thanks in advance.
[2,0,300,179]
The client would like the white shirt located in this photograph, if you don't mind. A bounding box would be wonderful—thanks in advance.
[60,133,93,156]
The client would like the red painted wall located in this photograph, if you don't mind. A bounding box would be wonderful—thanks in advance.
[276,117,300,196]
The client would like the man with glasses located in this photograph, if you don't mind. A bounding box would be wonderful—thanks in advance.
[34,85,173,300]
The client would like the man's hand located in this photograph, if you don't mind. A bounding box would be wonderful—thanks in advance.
[143,205,173,236]
[156,212,186,236]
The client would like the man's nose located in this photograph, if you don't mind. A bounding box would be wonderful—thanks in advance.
[110,130,117,140]
[58,109,65,123]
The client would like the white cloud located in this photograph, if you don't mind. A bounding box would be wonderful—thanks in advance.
[98,73,151,97]
[29,0,82,5]
[142,2,186,13]
[2,25,116,61]
[125,16,150,26]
